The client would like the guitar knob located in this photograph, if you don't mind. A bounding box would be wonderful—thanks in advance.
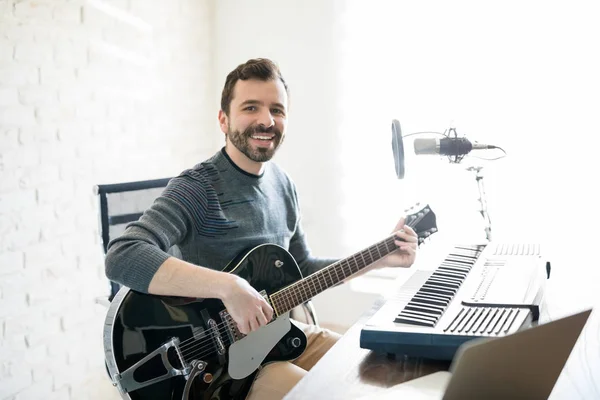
[287,337,302,348]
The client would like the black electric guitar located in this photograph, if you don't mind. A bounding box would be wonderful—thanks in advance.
[103,204,437,399]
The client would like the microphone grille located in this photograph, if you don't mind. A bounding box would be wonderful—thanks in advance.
[413,138,438,155]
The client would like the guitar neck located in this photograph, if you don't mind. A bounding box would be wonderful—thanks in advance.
[270,234,399,316]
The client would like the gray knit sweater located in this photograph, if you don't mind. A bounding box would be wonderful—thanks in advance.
[105,148,337,292]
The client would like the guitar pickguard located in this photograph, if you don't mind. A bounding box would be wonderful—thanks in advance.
[228,312,292,379]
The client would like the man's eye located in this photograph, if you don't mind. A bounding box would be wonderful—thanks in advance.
[245,106,256,111]
[271,109,284,115]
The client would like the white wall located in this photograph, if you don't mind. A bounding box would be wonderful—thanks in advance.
[0,0,216,398]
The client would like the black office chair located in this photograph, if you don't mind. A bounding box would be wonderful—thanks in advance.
[95,177,174,301]
[94,177,318,325]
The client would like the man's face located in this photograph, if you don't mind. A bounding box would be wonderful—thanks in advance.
[222,79,288,162]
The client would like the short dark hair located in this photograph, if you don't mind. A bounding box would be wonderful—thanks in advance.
[220,58,289,116]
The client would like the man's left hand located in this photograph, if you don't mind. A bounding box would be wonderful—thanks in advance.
[385,217,418,268]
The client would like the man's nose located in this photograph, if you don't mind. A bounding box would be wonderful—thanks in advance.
[257,109,275,127]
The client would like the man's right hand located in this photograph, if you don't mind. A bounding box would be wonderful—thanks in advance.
[221,275,274,335]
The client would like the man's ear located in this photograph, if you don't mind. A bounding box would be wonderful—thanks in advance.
[218,109,229,134]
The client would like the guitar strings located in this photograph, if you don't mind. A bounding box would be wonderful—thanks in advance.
[177,253,368,359]
[178,238,408,361]
[177,215,427,362]
[177,254,386,361]
[177,235,398,352]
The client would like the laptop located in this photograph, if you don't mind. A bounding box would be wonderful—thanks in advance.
[361,308,592,400]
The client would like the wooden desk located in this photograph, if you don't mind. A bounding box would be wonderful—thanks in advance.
[285,279,600,399]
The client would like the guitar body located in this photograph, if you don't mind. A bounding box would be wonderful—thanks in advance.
[104,244,307,400]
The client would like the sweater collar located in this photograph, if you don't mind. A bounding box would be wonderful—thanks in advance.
[219,147,266,180]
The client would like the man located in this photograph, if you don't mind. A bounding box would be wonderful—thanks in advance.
[105,58,418,399]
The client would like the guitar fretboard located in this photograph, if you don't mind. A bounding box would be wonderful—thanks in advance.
[270,235,398,315]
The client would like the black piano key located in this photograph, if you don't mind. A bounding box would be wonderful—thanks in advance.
[413,294,449,307]
[444,259,474,268]
[422,283,455,295]
[398,309,438,320]
[439,266,471,274]
[436,266,468,275]
[419,287,453,298]
[439,263,471,272]
[395,315,435,327]
[405,305,442,315]
[409,300,445,312]
[432,272,464,282]
[399,310,438,323]
[426,279,460,290]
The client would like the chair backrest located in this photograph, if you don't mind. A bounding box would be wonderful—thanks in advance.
[95,177,172,299]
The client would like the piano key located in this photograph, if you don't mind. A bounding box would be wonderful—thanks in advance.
[426,278,460,290]
[419,287,453,298]
[399,309,439,321]
[439,266,471,274]
[413,294,449,307]
[408,300,445,312]
[456,308,478,333]
[438,265,470,275]
[443,261,472,269]
[405,305,442,315]
[430,277,462,287]
[444,257,475,266]
[432,271,465,281]
[394,316,435,327]
[422,283,456,295]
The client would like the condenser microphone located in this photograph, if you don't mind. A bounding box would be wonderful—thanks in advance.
[413,137,495,156]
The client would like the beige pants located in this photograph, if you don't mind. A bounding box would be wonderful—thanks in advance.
[246,320,341,400]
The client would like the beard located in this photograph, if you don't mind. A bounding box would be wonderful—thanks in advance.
[227,123,284,162]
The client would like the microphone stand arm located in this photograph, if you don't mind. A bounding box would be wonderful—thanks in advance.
[466,165,492,242]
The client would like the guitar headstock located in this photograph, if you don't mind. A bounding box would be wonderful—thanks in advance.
[404,203,438,245]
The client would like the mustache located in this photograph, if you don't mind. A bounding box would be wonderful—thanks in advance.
[244,124,282,137]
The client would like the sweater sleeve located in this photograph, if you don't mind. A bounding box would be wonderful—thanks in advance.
[105,175,206,292]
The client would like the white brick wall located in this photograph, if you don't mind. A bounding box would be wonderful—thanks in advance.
[0,0,217,398]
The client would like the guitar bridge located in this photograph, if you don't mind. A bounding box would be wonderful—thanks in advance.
[112,337,196,394]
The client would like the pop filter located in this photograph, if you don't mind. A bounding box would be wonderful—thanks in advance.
[391,119,405,179]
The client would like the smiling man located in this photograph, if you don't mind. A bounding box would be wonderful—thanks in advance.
[105,58,418,399]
